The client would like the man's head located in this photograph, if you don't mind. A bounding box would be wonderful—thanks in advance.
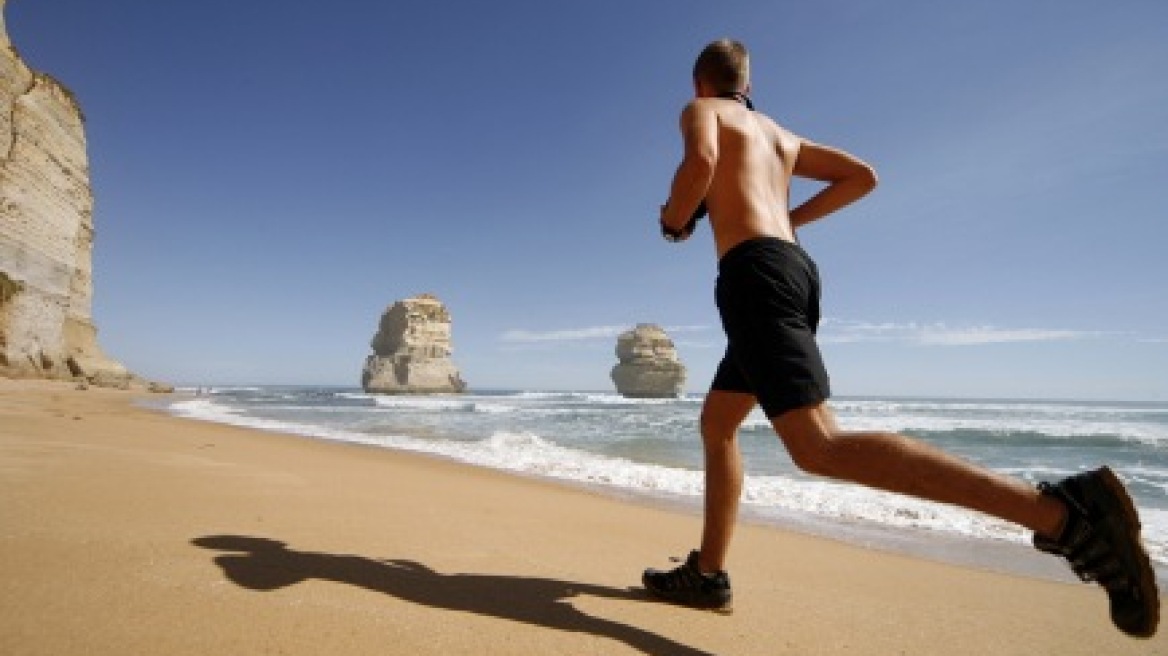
[693,39,750,97]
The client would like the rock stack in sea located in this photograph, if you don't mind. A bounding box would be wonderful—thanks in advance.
[610,324,686,398]
[361,294,467,394]
[0,2,159,390]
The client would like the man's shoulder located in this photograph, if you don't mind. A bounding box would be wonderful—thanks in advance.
[678,99,721,130]
[757,112,799,143]
[752,109,784,129]
[681,97,720,114]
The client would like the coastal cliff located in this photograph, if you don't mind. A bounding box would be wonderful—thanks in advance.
[0,2,143,388]
[362,294,467,394]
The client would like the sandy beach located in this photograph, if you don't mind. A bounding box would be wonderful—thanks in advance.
[1,379,1163,655]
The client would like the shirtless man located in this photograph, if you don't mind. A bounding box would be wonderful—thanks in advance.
[643,38,1158,638]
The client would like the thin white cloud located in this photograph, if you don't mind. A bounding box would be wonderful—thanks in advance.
[500,324,711,344]
[503,320,1108,348]
[673,340,721,350]
[500,325,627,343]
[820,319,1096,346]
[664,325,713,334]
[917,326,1088,346]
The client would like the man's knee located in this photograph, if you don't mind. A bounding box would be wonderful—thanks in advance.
[784,436,841,477]
[771,406,840,476]
[700,408,738,443]
[776,427,835,476]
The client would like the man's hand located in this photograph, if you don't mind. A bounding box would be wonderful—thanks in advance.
[660,201,707,242]
[658,201,691,240]
[661,204,690,242]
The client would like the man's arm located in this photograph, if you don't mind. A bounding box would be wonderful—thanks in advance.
[789,139,878,228]
[661,102,718,238]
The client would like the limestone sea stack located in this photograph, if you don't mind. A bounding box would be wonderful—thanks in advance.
[0,2,152,389]
[610,324,686,398]
[361,294,467,394]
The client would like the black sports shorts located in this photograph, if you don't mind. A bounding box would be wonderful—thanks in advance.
[710,237,830,418]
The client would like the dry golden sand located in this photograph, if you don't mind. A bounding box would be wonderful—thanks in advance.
[1,379,1163,655]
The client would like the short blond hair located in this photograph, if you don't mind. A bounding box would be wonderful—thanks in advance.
[693,39,750,93]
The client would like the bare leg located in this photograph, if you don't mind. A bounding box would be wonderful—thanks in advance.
[771,402,1066,537]
[697,390,756,574]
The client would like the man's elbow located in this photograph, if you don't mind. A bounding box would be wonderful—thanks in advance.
[852,163,878,195]
[845,162,878,198]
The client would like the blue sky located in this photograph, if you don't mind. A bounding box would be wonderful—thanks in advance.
[8,1,1167,399]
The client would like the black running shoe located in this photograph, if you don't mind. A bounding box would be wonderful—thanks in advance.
[642,550,733,613]
[1033,466,1160,638]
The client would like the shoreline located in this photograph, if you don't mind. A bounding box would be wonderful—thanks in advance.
[2,379,1163,654]
[157,387,1158,586]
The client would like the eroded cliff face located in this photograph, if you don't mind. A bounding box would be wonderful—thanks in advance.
[0,1,137,387]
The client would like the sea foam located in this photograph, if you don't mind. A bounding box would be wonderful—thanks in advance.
[168,395,1036,553]
[164,389,1168,571]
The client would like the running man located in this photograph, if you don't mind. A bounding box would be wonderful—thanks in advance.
[643,38,1158,638]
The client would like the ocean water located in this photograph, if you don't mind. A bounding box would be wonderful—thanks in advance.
[164,387,1168,576]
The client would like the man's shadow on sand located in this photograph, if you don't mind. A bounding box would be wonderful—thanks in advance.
[192,535,712,656]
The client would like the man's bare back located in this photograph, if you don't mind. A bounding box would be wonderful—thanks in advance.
[692,97,800,255]
[660,91,876,258]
